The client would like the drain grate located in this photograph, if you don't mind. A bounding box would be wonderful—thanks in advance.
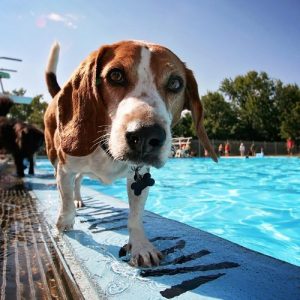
[0,180,83,300]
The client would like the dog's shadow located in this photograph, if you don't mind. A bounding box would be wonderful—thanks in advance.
[66,229,122,259]
[76,199,130,235]
[65,222,240,300]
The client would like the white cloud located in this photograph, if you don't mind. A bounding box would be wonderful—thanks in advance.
[47,13,65,22]
[36,12,80,29]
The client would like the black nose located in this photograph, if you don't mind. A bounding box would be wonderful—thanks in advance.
[126,124,166,154]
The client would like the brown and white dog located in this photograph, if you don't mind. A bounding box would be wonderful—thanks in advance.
[44,40,217,267]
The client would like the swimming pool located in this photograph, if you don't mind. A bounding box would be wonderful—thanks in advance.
[36,157,300,266]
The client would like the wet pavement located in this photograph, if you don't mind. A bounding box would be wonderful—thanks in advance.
[0,163,83,300]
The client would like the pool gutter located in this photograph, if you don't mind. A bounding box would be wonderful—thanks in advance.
[27,189,105,300]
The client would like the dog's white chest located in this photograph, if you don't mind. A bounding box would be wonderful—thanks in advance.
[65,147,130,184]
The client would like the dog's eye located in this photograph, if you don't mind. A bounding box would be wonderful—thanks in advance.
[107,68,125,85]
[166,76,183,93]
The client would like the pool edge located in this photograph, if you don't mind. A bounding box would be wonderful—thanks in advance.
[25,175,300,300]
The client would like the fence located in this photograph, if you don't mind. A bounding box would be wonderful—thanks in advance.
[190,139,299,157]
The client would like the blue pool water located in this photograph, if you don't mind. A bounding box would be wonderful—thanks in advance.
[37,157,300,266]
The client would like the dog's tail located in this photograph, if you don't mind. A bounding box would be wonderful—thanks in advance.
[45,42,61,98]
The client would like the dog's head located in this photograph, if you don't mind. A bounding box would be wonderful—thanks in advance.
[57,40,217,167]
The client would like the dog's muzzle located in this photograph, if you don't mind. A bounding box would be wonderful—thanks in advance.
[125,124,166,165]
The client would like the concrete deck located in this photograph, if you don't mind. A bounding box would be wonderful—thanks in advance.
[25,168,300,300]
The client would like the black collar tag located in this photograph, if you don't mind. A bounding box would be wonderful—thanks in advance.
[131,167,155,196]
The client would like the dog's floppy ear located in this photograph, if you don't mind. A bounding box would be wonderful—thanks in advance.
[57,47,109,156]
[184,68,218,162]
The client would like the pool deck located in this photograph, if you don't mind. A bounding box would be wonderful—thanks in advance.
[21,167,300,300]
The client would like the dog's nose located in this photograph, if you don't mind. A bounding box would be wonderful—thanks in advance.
[126,124,166,154]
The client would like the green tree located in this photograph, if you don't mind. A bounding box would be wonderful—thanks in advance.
[201,91,238,139]
[172,112,196,137]
[9,88,32,121]
[8,88,48,129]
[27,95,48,129]
[280,102,300,140]
[274,82,300,140]
[220,71,280,141]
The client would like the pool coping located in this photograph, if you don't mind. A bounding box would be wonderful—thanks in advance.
[25,172,300,300]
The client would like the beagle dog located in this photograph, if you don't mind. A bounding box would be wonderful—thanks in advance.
[44,40,217,267]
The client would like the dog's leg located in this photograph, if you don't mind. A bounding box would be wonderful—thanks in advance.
[56,163,76,231]
[74,173,84,208]
[13,154,25,177]
[28,155,34,175]
[126,171,162,267]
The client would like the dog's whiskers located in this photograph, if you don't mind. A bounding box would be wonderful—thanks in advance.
[112,154,125,163]
[97,125,112,131]
[97,129,111,134]
[90,133,111,151]
[90,139,109,150]
[91,133,110,144]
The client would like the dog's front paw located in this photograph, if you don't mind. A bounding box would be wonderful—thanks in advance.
[128,236,163,267]
[74,199,85,208]
[56,212,75,232]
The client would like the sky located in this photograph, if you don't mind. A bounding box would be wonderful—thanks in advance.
[0,0,299,102]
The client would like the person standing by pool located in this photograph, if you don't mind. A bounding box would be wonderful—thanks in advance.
[225,141,231,156]
[287,138,295,156]
[250,143,256,156]
[218,143,224,156]
[239,142,245,157]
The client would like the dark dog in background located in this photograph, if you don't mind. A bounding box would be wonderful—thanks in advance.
[0,96,44,177]
[0,96,14,116]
